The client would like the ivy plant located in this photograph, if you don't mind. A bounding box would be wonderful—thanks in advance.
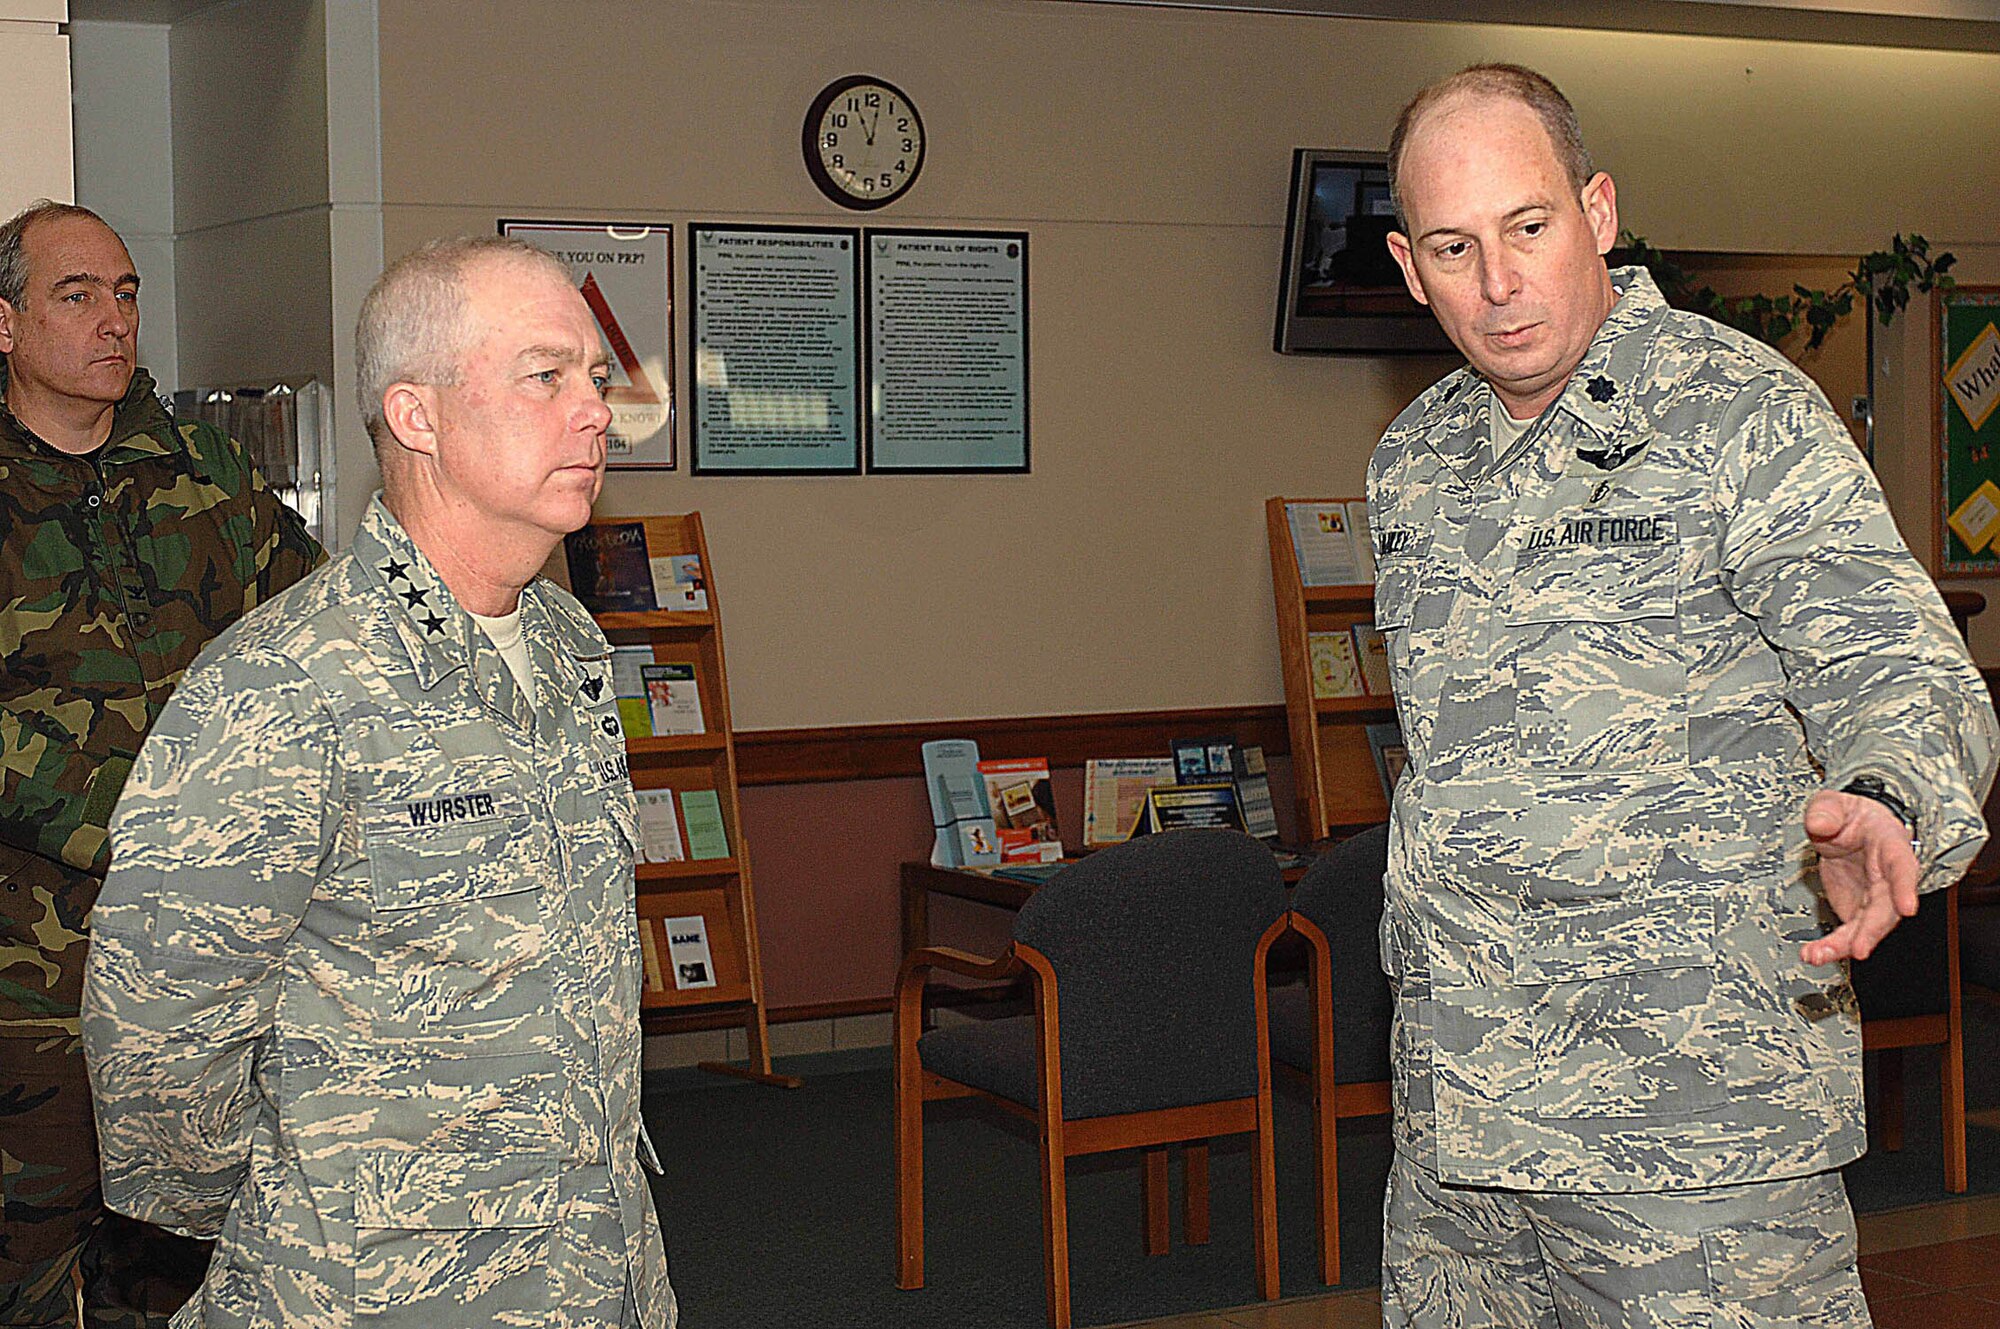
[1611,230,1956,351]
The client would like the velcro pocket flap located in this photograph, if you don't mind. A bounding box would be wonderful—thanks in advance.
[362,788,535,910]
[1514,888,1716,986]
[1509,525,1677,625]
[353,1152,557,1231]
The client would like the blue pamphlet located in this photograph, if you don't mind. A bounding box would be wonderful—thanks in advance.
[921,739,1000,868]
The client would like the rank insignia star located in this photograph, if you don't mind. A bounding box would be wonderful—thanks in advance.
[580,676,605,702]
[380,558,411,583]
[420,612,448,636]
[400,585,429,608]
[1586,375,1617,403]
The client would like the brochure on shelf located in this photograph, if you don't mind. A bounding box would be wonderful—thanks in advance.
[665,915,719,990]
[1344,499,1375,582]
[1232,744,1280,841]
[650,552,709,612]
[921,739,1001,868]
[1352,623,1392,696]
[565,521,658,613]
[977,757,1062,863]
[1082,757,1178,847]
[678,788,731,860]
[1284,501,1362,586]
[1309,631,1365,698]
[1170,735,1237,785]
[1366,721,1409,802]
[634,789,686,862]
[642,662,706,735]
[610,645,656,738]
[1131,783,1247,835]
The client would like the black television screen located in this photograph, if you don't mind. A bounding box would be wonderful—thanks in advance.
[1273,148,1454,355]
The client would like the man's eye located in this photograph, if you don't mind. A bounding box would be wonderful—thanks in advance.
[591,374,611,397]
[1437,241,1470,260]
[1520,221,1547,238]
[530,369,559,384]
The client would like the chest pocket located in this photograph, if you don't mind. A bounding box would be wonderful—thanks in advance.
[1507,524,1687,772]
[360,784,555,1051]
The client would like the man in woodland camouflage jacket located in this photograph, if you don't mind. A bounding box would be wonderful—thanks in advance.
[0,202,320,1329]
[82,236,673,1328]
[1367,66,1997,1327]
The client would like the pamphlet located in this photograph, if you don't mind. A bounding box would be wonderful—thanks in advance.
[664,914,719,990]
[642,662,706,735]
[649,552,710,612]
[1365,721,1409,802]
[564,522,658,613]
[1352,623,1392,696]
[1309,631,1365,698]
[1082,757,1177,847]
[1171,735,1237,785]
[610,645,656,739]
[634,788,686,863]
[1345,499,1375,582]
[1284,501,1361,587]
[920,739,1000,868]
[1232,744,1280,841]
[977,757,1062,863]
[1132,783,1246,835]
[678,788,731,860]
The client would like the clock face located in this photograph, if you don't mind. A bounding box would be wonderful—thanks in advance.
[804,76,925,211]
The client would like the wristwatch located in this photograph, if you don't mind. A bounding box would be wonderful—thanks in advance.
[1841,775,1922,857]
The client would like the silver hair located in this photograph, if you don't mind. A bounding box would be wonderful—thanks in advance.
[0,200,110,309]
[354,234,572,449]
[1387,63,1594,231]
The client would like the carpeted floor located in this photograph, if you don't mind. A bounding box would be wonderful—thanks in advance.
[643,1010,2000,1329]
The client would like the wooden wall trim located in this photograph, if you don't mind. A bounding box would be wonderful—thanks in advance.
[733,704,1291,786]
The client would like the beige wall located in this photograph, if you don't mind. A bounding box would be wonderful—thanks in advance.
[0,11,73,219]
[357,0,2000,727]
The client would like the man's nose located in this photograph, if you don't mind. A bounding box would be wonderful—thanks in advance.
[102,301,134,337]
[1479,249,1520,305]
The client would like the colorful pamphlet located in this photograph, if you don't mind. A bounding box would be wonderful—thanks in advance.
[1309,631,1365,698]
[642,662,706,735]
[1171,735,1237,785]
[1082,757,1178,847]
[665,915,718,990]
[564,521,658,613]
[1132,783,1246,836]
[650,552,710,612]
[1232,744,1280,841]
[920,739,1000,868]
[1351,623,1392,696]
[677,788,731,860]
[977,757,1062,863]
[1284,501,1362,587]
[610,645,656,739]
[634,789,686,863]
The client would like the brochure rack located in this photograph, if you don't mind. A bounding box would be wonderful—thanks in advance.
[1265,497,1398,841]
[577,512,797,1088]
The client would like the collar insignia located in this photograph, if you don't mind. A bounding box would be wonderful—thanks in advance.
[420,611,448,636]
[380,558,412,583]
[1586,375,1617,404]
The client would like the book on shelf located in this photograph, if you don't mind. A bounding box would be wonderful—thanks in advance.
[1365,721,1409,802]
[610,645,656,738]
[1309,631,1365,698]
[639,920,667,992]
[1082,757,1177,848]
[1283,501,1364,587]
[665,914,719,990]
[642,662,706,735]
[1232,744,1280,841]
[1351,623,1392,696]
[977,757,1062,863]
[651,552,708,612]
[1131,783,1246,836]
[678,789,731,860]
[634,788,686,863]
[565,521,658,613]
[920,739,1000,868]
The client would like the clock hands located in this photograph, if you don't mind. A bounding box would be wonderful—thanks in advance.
[863,107,879,148]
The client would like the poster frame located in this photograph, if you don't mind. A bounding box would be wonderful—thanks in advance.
[1935,284,2000,578]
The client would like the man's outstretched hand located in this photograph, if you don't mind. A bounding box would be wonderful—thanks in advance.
[1801,789,1920,967]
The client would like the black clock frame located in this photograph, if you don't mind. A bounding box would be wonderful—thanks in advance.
[803,74,925,212]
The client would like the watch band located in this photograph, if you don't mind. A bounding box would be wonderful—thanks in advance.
[1841,776,1922,857]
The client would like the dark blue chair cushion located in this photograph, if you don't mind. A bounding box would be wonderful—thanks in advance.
[919,829,1287,1120]
[1269,824,1392,1083]
[1850,885,1952,1021]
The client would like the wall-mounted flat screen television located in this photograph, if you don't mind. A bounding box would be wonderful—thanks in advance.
[1273,148,1454,355]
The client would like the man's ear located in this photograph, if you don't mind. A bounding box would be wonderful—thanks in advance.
[381,382,441,460]
[0,297,17,358]
[1582,172,1619,257]
[1387,231,1430,307]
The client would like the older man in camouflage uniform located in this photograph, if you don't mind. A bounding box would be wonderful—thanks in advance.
[1368,65,1997,1326]
[80,236,673,1327]
[0,202,321,1328]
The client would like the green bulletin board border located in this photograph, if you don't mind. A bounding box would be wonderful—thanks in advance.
[1937,286,2000,578]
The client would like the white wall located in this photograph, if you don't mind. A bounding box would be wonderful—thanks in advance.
[0,7,74,220]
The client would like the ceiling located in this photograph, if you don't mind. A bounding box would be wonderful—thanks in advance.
[62,0,2000,51]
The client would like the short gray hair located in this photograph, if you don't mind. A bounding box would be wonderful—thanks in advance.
[0,200,109,309]
[1387,64,1594,231]
[354,234,572,448]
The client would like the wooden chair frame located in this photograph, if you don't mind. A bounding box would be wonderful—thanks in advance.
[1862,880,1966,1193]
[893,921,1288,1329]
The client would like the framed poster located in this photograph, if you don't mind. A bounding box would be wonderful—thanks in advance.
[498,219,675,469]
[689,224,862,475]
[864,229,1030,473]
[1936,285,2000,577]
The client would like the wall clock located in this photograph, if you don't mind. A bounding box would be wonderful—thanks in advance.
[803,75,925,211]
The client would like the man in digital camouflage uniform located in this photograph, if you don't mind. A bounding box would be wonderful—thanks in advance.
[81,235,673,1328]
[1368,65,1998,1326]
[0,202,322,1328]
